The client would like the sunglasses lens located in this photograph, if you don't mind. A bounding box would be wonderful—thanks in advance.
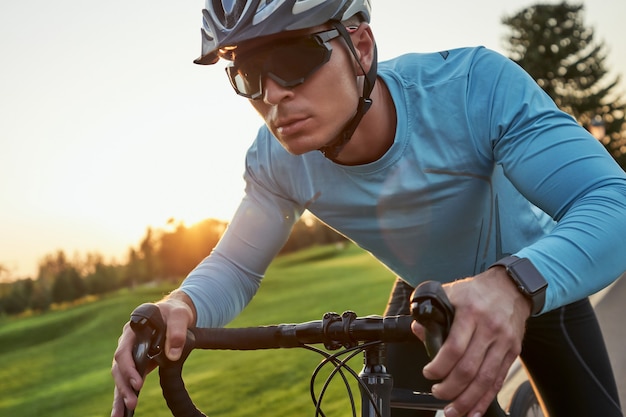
[269,42,330,86]
[227,64,262,99]
[227,34,332,99]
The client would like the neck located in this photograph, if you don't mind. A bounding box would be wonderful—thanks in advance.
[332,77,397,166]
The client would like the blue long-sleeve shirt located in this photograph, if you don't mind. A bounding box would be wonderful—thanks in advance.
[181,47,626,328]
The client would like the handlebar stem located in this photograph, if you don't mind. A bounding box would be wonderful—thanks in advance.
[359,344,393,417]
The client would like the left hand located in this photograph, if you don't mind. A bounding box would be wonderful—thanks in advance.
[411,267,532,417]
[110,291,196,417]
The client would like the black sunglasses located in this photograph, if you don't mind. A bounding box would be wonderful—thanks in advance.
[225,28,342,100]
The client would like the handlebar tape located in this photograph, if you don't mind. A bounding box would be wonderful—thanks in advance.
[191,325,302,350]
[159,330,208,417]
[157,325,304,417]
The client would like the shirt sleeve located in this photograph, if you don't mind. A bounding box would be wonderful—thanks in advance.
[180,142,303,328]
[469,48,626,313]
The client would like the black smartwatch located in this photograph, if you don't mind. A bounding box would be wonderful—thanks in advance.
[490,256,548,316]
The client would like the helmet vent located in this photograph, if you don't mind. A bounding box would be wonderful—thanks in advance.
[211,0,248,29]
[255,0,288,23]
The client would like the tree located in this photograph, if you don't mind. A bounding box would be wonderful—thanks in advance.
[85,261,121,295]
[502,2,626,168]
[0,264,11,283]
[0,278,34,315]
[158,219,226,280]
[37,250,87,305]
[280,213,347,254]
[139,227,159,281]
[124,248,142,288]
[51,266,85,303]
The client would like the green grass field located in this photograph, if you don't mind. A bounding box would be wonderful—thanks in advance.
[0,244,396,417]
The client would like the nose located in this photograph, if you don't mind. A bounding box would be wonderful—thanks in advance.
[262,76,294,105]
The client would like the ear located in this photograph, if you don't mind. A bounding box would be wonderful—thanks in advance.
[350,23,376,75]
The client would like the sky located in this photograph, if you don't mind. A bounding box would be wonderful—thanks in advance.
[1,0,625,279]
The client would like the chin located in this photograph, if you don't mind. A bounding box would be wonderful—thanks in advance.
[282,146,317,156]
[279,137,324,156]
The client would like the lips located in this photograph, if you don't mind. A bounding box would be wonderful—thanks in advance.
[275,115,309,137]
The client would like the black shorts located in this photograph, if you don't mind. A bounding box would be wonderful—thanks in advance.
[383,278,623,417]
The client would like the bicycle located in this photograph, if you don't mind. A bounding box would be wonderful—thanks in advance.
[123,281,542,417]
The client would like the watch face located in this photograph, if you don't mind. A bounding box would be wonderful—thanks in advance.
[510,259,547,295]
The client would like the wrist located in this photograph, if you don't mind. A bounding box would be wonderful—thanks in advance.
[164,290,197,325]
[489,256,547,316]
[488,266,533,317]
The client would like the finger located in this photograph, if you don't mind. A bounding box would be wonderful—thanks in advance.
[111,386,124,417]
[432,342,485,400]
[110,371,139,416]
[164,304,192,361]
[410,320,425,341]
[111,323,144,414]
[111,385,136,417]
[422,314,475,382]
[438,348,506,416]
[112,328,144,390]
[443,388,496,417]
[443,344,511,417]
[437,305,518,397]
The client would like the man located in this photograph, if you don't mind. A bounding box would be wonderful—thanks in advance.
[112,1,626,416]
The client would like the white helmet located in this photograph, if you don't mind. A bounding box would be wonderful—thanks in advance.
[194,0,372,65]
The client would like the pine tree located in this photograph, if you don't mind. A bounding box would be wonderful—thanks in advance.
[502,2,626,168]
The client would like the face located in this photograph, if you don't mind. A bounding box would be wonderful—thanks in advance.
[226,27,362,155]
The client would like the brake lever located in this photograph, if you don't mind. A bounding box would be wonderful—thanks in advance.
[410,281,455,359]
[124,303,167,417]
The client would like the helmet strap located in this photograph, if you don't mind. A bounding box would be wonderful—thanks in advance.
[319,21,377,161]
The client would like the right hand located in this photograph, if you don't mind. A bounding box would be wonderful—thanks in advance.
[410,272,530,417]
[110,291,196,417]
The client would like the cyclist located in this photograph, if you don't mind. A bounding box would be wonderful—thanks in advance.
[111,1,626,416]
